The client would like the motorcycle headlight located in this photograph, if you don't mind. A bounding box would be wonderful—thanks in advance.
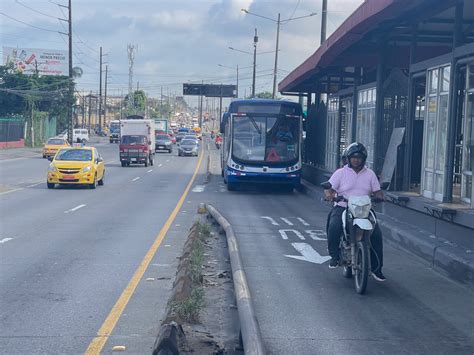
[352,204,371,218]
[83,166,92,173]
[48,165,57,172]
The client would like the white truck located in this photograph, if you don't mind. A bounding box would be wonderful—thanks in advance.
[119,119,155,167]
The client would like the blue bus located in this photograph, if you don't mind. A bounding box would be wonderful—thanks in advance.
[220,99,303,191]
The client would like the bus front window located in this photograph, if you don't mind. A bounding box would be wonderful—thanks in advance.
[232,115,299,163]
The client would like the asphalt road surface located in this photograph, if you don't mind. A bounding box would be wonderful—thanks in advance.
[203,145,474,355]
[1,138,472,354]
[0,138,207,354]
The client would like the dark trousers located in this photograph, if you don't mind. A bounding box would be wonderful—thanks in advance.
[326,206,384,272]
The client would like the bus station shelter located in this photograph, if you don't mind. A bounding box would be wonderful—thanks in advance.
[280,0,474,232]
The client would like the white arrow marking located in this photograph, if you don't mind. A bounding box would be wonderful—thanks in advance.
[261,216,279,226]
[306,229,327,241]
[279,229,305,240]
[285,243,331,264]
[297,217,310,226]
[64,204,86,214]
[132,177,140,182]
[0,238,13,244]
[281,218,294,226]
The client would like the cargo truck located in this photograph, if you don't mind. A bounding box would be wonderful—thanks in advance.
[119,119,155,167]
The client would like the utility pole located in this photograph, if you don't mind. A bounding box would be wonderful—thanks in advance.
[67,0,73,144]
[160,86,163,117]
[127,44,136,108]
[120,89,123,120]
[98,46,103,132]
[236,64,239,98]
[82,94,86,127]
[252,28,258,98]
[321,0,328,44]
[104,65,108,126]
[88,91,92,133]
[272,13,281,99]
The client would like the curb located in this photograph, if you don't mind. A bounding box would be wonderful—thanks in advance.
[299,180,474,287]
[206,204,266,355]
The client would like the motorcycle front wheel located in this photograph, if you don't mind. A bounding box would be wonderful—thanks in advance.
[354,238,369,294]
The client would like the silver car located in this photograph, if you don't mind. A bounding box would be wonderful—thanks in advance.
[178,139,198,157]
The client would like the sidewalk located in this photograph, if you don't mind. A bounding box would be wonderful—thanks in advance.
[299,180,474,288]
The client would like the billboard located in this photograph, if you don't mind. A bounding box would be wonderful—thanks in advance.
[183,83,237,98]
[3,47,68,76]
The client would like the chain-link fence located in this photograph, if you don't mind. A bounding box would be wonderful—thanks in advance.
[0,116,25,148]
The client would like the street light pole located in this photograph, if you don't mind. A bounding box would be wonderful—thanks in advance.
[272,14,280,99]
[252,28,258,98]
[236,64,239,98]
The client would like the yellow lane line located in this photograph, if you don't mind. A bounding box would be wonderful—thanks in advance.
[84,151,204,354]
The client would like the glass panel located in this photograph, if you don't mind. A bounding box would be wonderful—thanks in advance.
[465,92,474,173]
[468,64,474,89]
[435,95,449,171]
[435,173,444,194]
[425,171,433,192]
[425,97,437,169]
[441,66,450,92]
[464,175,472,199]
[429,69,439,94]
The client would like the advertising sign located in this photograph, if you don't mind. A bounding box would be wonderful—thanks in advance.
[183,83,237,98]
[3,47,68,76]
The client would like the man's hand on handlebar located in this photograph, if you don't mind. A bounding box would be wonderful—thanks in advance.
[324,189,336,201]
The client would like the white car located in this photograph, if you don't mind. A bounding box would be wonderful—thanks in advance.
[58,129,89,143]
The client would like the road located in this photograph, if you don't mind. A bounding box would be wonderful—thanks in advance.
[0,138,207,354]
[203,146,474,355]
[1,138,472,354]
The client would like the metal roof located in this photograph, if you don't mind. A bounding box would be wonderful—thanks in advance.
[279,0,464,93]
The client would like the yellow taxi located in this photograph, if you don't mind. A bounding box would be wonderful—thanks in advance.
[42,137,69,159]
[47,146,105,189]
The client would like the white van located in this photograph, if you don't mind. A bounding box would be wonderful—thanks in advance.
[73,129,89,143]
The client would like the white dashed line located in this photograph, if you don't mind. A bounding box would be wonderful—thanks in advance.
[132,177,140,182]
[158,164,163,167]
[27,182,43,188]
[64,204,86,214]
[0,238,13,244]
[146,169,153,173]
[0,188,24,196]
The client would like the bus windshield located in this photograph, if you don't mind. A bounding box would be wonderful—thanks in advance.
[232,115,299,163]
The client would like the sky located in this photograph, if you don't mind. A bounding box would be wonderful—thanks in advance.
[1,0,364,106]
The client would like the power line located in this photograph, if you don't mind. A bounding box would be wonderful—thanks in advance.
[14,0,66,21]
[0,12,66,35]
[289,0,301,20]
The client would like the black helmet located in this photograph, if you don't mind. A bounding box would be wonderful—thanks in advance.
[345,142,367,166]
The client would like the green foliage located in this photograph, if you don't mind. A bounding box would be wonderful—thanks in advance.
[246,91,274,99]
[197,222,211,239]
[189,241,204,283]
[124,90,147,111]
[0,63,73,132]
[171,288,205,322]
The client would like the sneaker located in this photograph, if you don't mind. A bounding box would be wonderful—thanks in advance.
[329,258,339,269]
[372,270,386,282]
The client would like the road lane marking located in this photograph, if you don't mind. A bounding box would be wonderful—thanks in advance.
[158,164,163,167]
[297,217,310,226]
[27,181,43,188]
[0,238,13,244]
[279,229,305,240]
[0,187,24,196]
[132,177,140,182]
[285,243,331,264]
[192,185,205,192]
[261,216,279,225]
[146,169,153,173]
[306,230,327,241]
[85,148,204,355]
[281,218,294,226]
[64,204,86,214]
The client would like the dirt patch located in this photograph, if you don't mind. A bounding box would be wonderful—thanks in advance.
[154,220,241,355]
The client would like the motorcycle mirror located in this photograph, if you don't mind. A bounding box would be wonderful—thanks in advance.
[380,182,390,191]
[320,181,332,190]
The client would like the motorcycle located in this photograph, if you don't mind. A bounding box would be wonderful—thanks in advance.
[321,181,388,294]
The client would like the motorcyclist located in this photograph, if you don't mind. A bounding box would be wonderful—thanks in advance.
[324,142,386,281]
[215,133,222,149]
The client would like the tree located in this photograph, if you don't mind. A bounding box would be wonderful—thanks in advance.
[124,90,147,111]
[246,91,274,99]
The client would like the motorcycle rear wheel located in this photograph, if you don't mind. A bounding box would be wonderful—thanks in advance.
[354,239,369,294]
